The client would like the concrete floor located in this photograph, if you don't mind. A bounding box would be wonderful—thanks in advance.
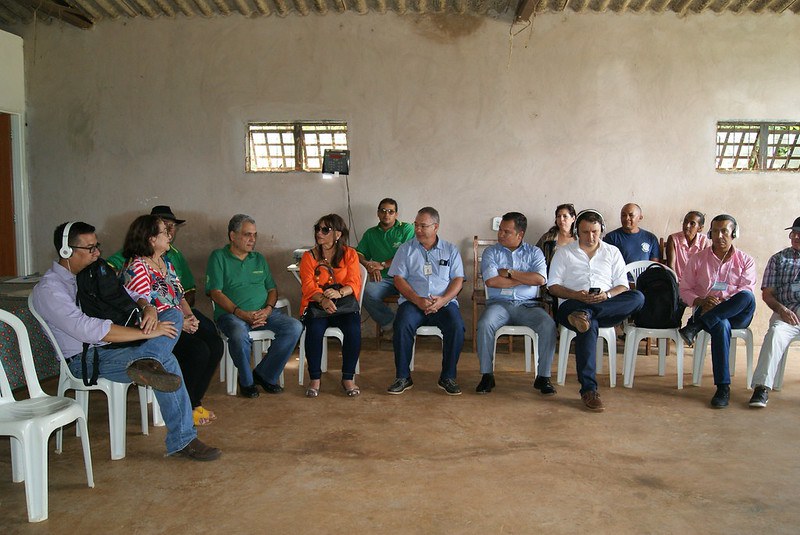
[2,337,800,534]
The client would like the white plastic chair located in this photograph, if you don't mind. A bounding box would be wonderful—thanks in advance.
[625,260,657,285]
[28,295,150,461]
[0,309,94,522]
[410,326,444,371]
[219,297,290,395]
[556,298,617,387]
[623,324,684,389]
[483,287,539,373]
[691,327,754,389]
[622,264,684,389]
[773,334,800,391]
[298,265,368,385]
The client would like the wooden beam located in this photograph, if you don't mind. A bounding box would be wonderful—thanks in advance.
[515,0,536,20]
[13,0,93,28]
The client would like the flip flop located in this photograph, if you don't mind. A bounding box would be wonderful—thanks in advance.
[192,407,212,426]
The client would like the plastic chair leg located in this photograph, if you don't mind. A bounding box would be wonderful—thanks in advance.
[298,331,307,385]
[10,435,24,482]
[151,395,164,427]
[658,339,667,376]
[22,433,48,522]
[139,386,150,436]
[524,335,532,373]
[77,415,95,489]
[226,352,237,395]
[108,382,129,460]
[557,328,572,385]
[745,335,754,390]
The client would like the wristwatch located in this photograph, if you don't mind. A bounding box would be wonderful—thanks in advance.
[507,270,513,279]
[380,261,386,269]
[606,292,612,299]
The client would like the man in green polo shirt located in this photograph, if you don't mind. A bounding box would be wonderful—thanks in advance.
[356,198,415,338]
[206,214,303,398]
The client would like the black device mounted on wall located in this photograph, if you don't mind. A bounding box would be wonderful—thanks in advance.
[322,150,350,176]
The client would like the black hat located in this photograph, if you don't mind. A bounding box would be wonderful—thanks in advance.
[150,205,186,224]
[785,217,800,232]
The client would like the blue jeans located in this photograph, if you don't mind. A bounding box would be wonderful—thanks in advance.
[557,291,645,394]
[393,301,464,380]
[216,308,303,386]
[476,300,556,377]
[363,277,399,329]
[692,291,756,386]
[303,312,361,381]
[68,308,195,455]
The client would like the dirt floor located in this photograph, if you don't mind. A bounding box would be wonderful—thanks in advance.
[2,337,800,534]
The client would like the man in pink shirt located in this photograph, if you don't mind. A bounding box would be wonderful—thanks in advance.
[678,214,757,408]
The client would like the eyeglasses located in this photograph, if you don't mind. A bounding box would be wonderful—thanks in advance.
[72,243,101,254]
[378,208,396,215]
[314,225,333,235]
[414,222,436,229]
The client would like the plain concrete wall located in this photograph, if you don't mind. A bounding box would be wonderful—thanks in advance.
[0,29,24,113]
[6,13,800,334]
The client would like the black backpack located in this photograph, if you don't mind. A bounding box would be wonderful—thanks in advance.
[633,264,683,329]
[75,259,142,386]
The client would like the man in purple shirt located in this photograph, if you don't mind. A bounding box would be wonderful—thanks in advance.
[32,221,221,461]
[678,214,757,409]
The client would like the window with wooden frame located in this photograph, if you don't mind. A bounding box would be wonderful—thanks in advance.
[246,121,348,172]
[716,121,800,172]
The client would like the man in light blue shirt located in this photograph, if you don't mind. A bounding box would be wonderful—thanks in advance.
[386,207,465,395]
[476,212,557,395]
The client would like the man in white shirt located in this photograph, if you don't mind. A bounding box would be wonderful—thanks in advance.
[547,210,645,411]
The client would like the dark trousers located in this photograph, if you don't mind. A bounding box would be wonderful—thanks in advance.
[557,290,645,394]
[303,312,361,381]
[692,291,756,386]
[173,310,224,408]
[393,301,464,380]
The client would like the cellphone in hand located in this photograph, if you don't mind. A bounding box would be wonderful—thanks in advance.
[589,287,601,294]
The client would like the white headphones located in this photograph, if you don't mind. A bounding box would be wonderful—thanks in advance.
[59,221,75,259]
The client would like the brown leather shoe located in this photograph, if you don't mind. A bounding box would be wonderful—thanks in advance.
[568,311,591,333]
[581,390,605,412]
[173,438,222,461]
[126,358,182,392]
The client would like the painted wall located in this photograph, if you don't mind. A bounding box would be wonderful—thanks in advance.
[0,29,23,113]
[6,13,800,334]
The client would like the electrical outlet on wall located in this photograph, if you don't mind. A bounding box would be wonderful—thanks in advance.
[492,217,502,231]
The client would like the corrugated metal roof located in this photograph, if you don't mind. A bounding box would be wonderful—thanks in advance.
[0,0,797,29]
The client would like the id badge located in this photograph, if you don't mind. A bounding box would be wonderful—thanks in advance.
[423,262,433,276]
[711,281,728,292]
[500,288,513,296]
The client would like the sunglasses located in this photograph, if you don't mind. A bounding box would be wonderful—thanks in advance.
[314,225,333,235]
[378,208,396,215]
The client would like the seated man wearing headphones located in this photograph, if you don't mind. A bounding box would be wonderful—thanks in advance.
[678,214,756,409]
[32,221,221,461]
[547,210,645,412]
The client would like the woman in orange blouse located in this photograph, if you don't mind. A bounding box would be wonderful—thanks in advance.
[300,214,362,398]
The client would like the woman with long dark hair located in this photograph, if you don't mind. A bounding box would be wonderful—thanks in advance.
[122,215,223,426]
[299,214,362,398]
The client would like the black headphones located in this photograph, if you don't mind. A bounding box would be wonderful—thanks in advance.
[59,221,75,259]
[707,214,739,239]
[572,209,605,237]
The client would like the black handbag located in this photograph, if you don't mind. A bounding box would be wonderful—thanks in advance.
[303,263,360,320]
